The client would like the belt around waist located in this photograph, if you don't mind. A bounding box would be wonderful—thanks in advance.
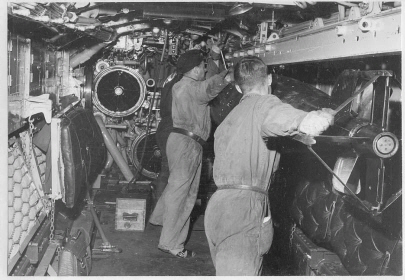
[172,127,207,147]
[217,185,268,196]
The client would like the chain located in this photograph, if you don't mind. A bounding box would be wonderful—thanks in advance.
[26,117,61,258]
[41,196,51,214]
[27,116,34,170]
[21,137,29,170]
[19,116,51,215]
[289,223,296,250]
[49,198,56,242]
[56,245,62,259]
[20,117,33,171]
[48,197,63,259]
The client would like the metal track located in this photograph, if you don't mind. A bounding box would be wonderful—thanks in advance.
[229,8,401,65]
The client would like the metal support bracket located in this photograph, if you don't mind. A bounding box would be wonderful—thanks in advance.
[306,146,371,212]
[22,95,52,124]
[34,242,58,276]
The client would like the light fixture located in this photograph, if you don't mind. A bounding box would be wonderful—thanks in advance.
[229,3,253,16]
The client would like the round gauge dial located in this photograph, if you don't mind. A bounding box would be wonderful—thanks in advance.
[373,132,399,158]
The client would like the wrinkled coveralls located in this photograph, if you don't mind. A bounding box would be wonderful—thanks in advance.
[205,92,308,275]
[150,71,229,253]
[153,77,175,199]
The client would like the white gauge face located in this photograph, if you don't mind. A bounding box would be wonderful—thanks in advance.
[374,132,399,158]
[376,135,395,154]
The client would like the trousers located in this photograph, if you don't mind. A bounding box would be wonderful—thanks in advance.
[149,133,203,251]
[205,189,274,275]
[152,125,172,200]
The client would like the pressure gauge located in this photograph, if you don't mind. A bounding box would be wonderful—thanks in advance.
[373,132,399,158]
[95,60,110,73]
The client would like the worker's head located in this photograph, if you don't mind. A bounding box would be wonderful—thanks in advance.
[234,56,271,95]
[210,45,221,60]
[176,50,206,81]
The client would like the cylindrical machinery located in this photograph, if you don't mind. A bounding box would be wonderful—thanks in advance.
[93,65,147,117]
[130,131,161,179]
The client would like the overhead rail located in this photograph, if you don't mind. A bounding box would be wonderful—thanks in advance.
[227,7,401,65]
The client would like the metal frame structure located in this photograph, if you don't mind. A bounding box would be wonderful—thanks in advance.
[228,7,401,65]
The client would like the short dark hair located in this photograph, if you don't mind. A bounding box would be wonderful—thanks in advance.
[234,56,267,93]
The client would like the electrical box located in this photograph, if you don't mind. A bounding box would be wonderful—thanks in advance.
[168,37,179,56]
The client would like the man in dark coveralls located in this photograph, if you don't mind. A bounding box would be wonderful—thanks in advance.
[150,50,232,258]
[205,56,334,275]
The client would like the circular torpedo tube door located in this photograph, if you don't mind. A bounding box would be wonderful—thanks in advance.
[93,65,146,117]
[130,131,162,179]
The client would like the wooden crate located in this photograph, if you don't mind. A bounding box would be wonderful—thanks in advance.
[115,198,147,231]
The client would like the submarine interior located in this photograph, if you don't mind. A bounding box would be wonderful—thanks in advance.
[6,1,402,276]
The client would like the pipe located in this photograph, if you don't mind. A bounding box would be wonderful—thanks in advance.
[105,124,128,129]
[143,5,225,21]
[104,151,114,169]
[116,132,128,164]
[95,116,135,182]
[161,29,167,62]
[116,23,151,35]
[75,16,101,25]
[70,42,109,68]
[104,128,118,170]
[45,33,66,43]
[220,51,228,70]
[338,4,346,21]
[336,1,358,7]
[116,132,126,147]
[119,144,128,164]
[114,60,141,66]
[80,7,117,18]
[294,2,307,9]
[89,202,110,245]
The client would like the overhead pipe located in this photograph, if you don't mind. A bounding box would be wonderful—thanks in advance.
[95,116,135,182]
[294,2,308,9]
[336,1,358,7]
[143,5,225,21]
[79,7,118,18]
[114,59,141,66]
[70,42,110,68]
[115,23,151,35]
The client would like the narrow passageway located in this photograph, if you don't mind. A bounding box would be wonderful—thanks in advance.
[90,180,215,276]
